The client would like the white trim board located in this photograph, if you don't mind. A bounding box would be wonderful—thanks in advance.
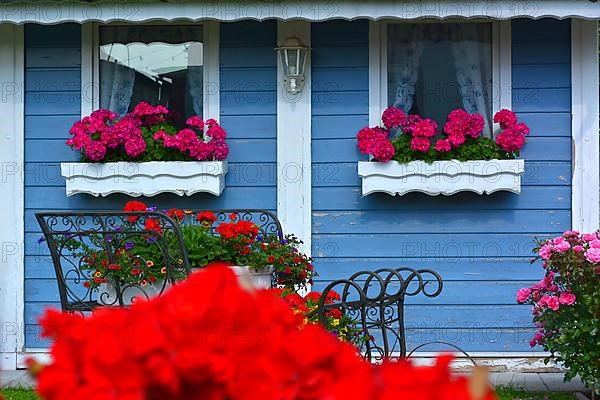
[571,19,600,233]
[0,24,25,371]
[276,21,312,256]
[80,21,220,122]
[368,20,512,130]
[17,351,560,372]
[1,1,600,23]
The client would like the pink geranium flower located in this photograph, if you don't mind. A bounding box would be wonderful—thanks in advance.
[410,137,431,153]
[84,141,107,161]
[381,107,406,129]
[372,140,395,162]
[434,139,451,153]
[493,109,518,129]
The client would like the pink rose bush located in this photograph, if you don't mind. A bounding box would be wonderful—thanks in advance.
[67,102,229,162]
[357,108,529,163]
[517,231,600,389]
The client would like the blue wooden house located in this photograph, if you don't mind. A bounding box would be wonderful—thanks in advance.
[0,0,599,371]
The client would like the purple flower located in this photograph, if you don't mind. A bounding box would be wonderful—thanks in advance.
[146,236,157,244]
[105,235,113,243]
[37,236,46,244]
[125,241,134,250]
[146,206,157,212]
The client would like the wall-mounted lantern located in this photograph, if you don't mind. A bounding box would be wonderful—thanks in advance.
[275,37,309,94]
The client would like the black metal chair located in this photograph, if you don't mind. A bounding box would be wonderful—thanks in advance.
[36,209,284,312]
[313,267,475,364]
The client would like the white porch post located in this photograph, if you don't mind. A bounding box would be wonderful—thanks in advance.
[0,24,25,371]
[276,21,311,254]
[571,19,599,232]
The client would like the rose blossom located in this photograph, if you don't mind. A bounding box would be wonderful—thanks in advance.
[539,295,559,311]
[516,288,531,304]
[554,241,571,253]
[558,292,576,305]
[590,239,600,249]
[582,233,597,242]
[573,245,584,253]
[585,248,600,264]
[539,244,553,260]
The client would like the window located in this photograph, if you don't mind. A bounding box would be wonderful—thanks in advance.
[82,23,219,124]
[99,25,203,125]
[371,21,511,137]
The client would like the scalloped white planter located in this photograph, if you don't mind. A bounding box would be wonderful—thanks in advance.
[358,159,525,196]
[61,161,227,197]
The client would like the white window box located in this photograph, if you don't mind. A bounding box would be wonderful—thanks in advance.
[358,159,524,196]
[61,161,228,197]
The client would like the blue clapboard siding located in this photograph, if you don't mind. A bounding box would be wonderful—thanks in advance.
[310,19,571,352]
[23,21,277,347]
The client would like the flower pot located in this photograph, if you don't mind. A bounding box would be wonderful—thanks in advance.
[230,265,274,289]
[61,161,228,197]
[97,281,165,306]
[358,159,524,196]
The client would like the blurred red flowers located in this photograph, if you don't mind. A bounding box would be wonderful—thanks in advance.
[32,267,496,400]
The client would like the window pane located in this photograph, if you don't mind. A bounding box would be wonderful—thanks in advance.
[387,23,493,136]
[99,25,203,125]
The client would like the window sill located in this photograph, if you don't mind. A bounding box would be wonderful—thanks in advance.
[358,159,524,196]
[61,161,228,197]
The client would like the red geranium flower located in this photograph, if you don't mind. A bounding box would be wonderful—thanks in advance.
[123,200,147,223]
[196,211,217,225]
[144,218,163,234]
[166,208,184,221]
[326,308,342,319]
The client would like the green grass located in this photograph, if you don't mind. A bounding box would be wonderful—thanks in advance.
[0,387,582,400]
[0,388,39,400]
[495,386,579,400]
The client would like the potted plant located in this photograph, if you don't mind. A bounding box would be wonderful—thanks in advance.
[277,289,371,349]
[70,201,315,300]
[184,210,315,289]
[61,204,190,306]
[357,108,528,196]
[517,231,600,393]
[61,102,229,197]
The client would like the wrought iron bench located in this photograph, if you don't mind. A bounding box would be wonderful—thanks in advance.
[36,209,283,312]
[312,267,475,364]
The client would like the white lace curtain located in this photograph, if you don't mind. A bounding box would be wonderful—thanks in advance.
[388,23,493,137]
[100,59,136,116]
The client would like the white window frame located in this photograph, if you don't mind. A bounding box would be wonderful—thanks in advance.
[368,20,512,129]
[81,21,220,121]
